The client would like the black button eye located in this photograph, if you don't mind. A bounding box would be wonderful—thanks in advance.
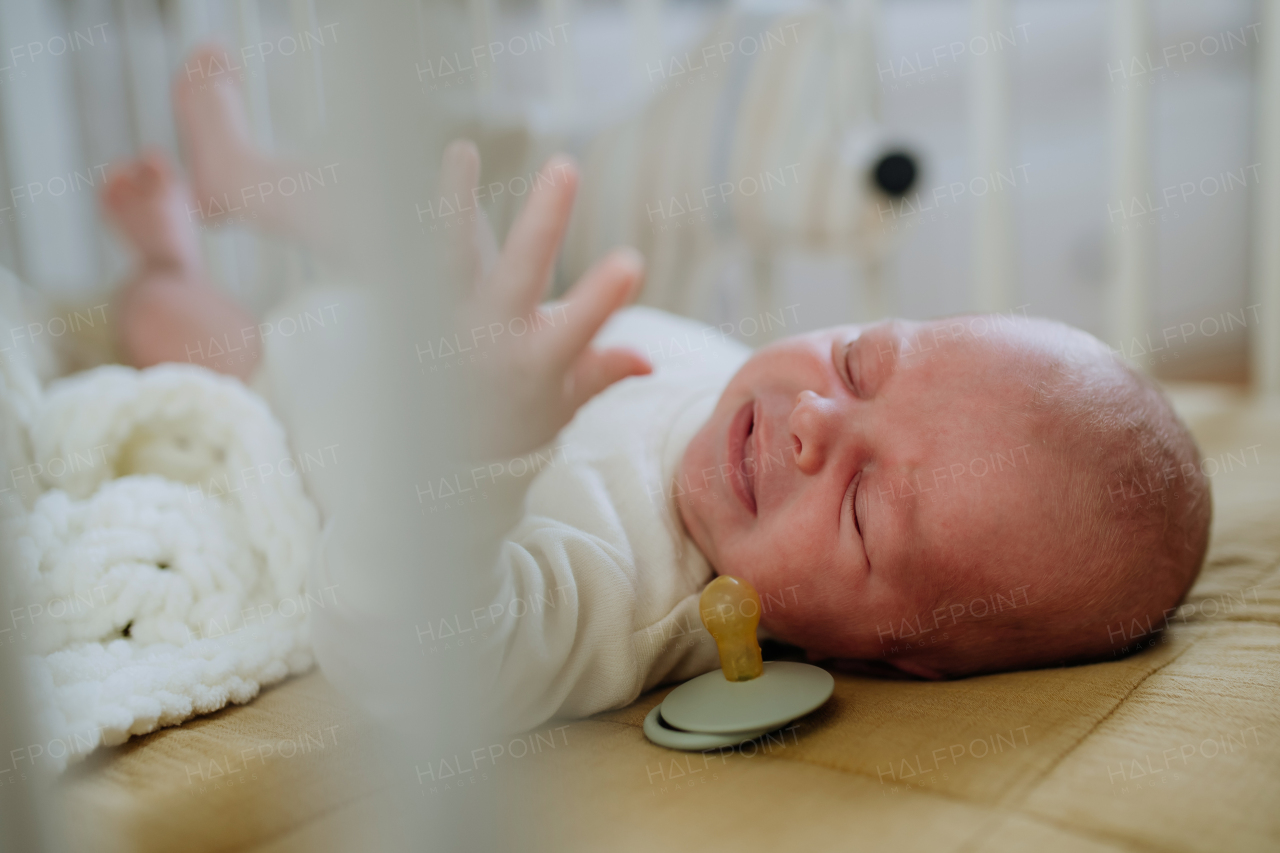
[872,151,918,198]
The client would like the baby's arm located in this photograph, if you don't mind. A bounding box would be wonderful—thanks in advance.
[440,141,654,727]
[305,143,665,736]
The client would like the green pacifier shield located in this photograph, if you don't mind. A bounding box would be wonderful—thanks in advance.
[659,661,834,735]
[642,706,773,751]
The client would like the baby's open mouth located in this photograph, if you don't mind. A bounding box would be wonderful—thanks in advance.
[729,400,758,515]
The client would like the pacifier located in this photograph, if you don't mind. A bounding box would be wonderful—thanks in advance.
[643,576,834,751]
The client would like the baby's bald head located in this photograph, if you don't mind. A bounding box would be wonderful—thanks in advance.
[889,318,1211,677]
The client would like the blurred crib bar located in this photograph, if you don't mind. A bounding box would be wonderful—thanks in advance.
[1254,0,1280,396]
[1107,0,1153,369]
[969,0,1016,313]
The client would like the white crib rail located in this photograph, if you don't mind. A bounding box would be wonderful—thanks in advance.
[1108,0,1153,372]
[628,0,663,89]
[1254,1,1280,397]
[235,0,275,151]
[542,0,575,119]
[970,0,1015,313]
[467,0,496,96]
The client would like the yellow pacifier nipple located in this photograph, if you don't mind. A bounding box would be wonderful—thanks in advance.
[700,576,764,682]
[647,575,833,748]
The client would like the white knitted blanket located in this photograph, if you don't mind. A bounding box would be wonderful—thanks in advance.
[2,357,319,773]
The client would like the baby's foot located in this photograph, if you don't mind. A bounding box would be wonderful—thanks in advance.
[173,44,264,222]
[102,151,202,272]
[118,268,261,380]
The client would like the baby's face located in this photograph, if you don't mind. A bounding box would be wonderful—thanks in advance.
[677,318,1048,667]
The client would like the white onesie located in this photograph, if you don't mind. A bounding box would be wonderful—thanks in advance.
[277,303,751,733]
[464,307,750,730]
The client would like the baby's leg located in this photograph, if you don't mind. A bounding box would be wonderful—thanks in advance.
[174,45,340,256]
[103,152,261,379]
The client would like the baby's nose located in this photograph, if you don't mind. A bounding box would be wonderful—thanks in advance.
[789,390,833,475]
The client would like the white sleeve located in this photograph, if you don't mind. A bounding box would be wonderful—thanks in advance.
[472,516,647,731]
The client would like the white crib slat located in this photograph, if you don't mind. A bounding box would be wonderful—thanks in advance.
[289,0,325,131]
[628,0,661,90]
[235,0,274,151]
[119,0,178,154]
[468,0,495,96]
[970,0,1014,313]
[837,0,879,131]
[67,0,129,287]
[542,0,574,118]
[1253,1,1280,396]
[173,0,210,52]
[0,0,99,293]
[1108,0,1151,367]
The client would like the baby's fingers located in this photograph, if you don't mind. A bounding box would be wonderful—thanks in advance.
[565,346,652,412]
[488,156,578,316]
[544,247,645,374]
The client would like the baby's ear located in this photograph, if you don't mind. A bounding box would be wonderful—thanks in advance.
[885,657,947,680]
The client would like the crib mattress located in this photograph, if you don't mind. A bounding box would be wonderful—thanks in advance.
[56,385,1280,852]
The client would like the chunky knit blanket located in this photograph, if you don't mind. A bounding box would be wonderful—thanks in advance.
[2,354,319,773]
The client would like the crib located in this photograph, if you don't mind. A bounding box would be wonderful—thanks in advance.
[0,3,1278,852]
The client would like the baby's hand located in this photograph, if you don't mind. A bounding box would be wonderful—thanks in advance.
[439,140,651,458]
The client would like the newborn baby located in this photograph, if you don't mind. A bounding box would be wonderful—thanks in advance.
[411,141,1210,725]
[105,55,1210,730]
[677,315,1210,679]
